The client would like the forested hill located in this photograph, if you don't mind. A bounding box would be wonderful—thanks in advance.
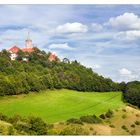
[0,47,119,96]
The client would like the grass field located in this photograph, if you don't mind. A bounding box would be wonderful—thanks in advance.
[0,89,125,123]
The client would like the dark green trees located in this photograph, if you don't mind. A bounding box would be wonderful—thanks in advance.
[122,81,140,108]
[0,47,119,96]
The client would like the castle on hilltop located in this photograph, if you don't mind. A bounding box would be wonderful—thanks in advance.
[8,32,56,62]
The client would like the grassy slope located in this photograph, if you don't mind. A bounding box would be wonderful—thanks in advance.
[52,106,140,135]
[0,89,124,123]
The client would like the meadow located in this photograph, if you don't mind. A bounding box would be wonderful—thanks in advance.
[0,89,124,123]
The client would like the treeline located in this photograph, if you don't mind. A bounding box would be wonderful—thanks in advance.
[0,47,119,96]
[121,81,140,108]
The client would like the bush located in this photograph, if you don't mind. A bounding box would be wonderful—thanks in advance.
[109,124,115,128]
[90,127,93,130]
[121,125,128,131]
[67,118,83,125]
[130,124,135,128]
[80,115,102,124]
[99,114,106,119]
[0,113,9,121]
[27,117,48,135]
[8,126,16,135]
[105,109,113,118]
[135,120,140,125]
[59,125,89,135]
[8,115,23,124]
[122,109,126,112]
[136,114,140,117]
[122,114,127,119]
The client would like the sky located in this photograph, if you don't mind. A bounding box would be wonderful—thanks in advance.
[0,5,140,82]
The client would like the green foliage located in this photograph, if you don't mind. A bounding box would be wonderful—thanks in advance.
[67,118,83,125]
[121,125,128,131]
[122,114,127,119]
[80,115,102,124]
[105,109,113,118]
[59,125,89,135]
[0,48,119,96]
[122,81,140,108]
[109,124,115,128]
[99,114,106,119]
[0,113,51,135]
[135,120,140,125]
[27,117,48,135]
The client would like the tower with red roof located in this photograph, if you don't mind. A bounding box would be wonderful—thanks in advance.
[8,32,34,61]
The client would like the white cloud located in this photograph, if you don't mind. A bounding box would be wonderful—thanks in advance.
[106,12,140,31]
[48,43,74,50]
[119,68,132,75]
[115,30,140,41]
[91,23,103,32]
[55,22,88,34]
[119,68,140,82]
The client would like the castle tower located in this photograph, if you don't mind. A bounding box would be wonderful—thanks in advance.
[25,32,33,48]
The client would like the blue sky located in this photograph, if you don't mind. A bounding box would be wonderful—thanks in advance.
[0,5,140,82]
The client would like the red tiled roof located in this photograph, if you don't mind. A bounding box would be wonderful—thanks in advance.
[8,46,20,53]
[22,48,34,53]
[48,53,57,61]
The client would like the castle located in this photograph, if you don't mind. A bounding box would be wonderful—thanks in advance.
[8,32,56,62]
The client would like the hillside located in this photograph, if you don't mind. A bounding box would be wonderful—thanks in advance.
[0,47,119,96]
[51,106,140,135]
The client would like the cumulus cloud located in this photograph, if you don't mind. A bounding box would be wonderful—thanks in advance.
[119,68,132,75]
[91,23,103,32]
[106,12,140,31]
[55,22,88,34]
[48,43,74,50]
[115,30,140,41]
[119,68,140,82]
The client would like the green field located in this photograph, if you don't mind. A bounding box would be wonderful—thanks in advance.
[0,89,124,123]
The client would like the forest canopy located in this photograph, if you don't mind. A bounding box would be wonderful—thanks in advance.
[0,47,120,96]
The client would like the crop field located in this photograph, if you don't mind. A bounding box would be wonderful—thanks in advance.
[0,89,124,123]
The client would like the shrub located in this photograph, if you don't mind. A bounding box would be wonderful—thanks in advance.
[122,109,126,112]
[130,124,135,128]
[135,120,140,125]
[27,117,48,135]
[99,114,106,119]
[109,124,115,128]
[122,114,127,119]
[80,115,102,124]
[8,115,23,124]
[0,113,9,121]
[121,125,128,131]
[136,114,140,117]
[67,118,83,125]
[105,109,113,118]
[90,127,93,130]
[8,126,16,135]
[59,125,89,135]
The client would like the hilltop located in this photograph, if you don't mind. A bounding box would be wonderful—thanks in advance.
[0,47,119,96]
